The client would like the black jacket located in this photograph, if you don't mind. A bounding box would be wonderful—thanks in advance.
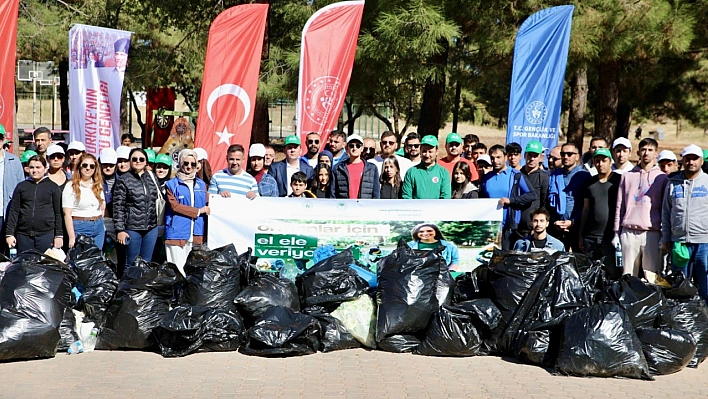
[519,167,549,236]
[5,177,62,237]
[112,170,159,232]
[331,160,380,199]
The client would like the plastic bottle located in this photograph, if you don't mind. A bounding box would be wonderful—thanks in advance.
[67,341,84,354]
[280,259,298,281]
[615,243,623,270]
[83,328,99,352]
[8,248,16,260]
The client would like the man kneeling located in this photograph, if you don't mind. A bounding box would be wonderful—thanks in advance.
[513,208,565,253]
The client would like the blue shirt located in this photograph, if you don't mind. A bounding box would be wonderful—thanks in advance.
[550,165,590,222]
[480,167,535,228]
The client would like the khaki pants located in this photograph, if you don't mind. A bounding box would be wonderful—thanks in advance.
[620,228,661,277]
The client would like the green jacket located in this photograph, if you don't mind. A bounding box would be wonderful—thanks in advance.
[402,163,451,199]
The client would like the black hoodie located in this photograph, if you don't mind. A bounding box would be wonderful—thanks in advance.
[5,177,62,238]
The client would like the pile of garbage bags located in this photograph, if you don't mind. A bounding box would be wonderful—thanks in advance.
[0,235,707,381]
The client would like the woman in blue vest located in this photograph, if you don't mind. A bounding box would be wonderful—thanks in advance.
[164,149,209,275]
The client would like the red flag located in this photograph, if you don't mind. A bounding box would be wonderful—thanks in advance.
[0,0,19,142]
[194,4,268,171]
[297,1,364,153]
[146,87,176,148]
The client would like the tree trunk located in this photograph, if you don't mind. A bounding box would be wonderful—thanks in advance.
[452,79,461,133]
[251,97,270,145]
[417,42,449,137]
[615,103,632,139]
[594,61,619,141]
[59,59,69,130]
[567,66,587,152]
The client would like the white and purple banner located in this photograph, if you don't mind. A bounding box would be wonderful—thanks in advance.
[69,24,132,155]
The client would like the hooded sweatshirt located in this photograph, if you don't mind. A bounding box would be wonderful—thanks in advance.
[662,170,708,244]
[614,165,668,233]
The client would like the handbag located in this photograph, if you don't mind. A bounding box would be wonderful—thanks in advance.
[148,171,167,225]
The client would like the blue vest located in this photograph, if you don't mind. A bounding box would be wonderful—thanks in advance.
[164,177,207,240]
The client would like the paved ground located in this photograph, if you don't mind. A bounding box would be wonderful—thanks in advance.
[2,349,708,398]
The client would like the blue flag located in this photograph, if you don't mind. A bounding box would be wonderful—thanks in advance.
[506,6,574,161]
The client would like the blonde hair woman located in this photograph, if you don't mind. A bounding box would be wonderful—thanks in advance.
[63,153,105,249]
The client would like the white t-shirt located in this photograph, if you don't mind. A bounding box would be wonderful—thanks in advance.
[612,161,634,175]
[370,154,413,180]
[62,181,105,218]
[286,162,300,195]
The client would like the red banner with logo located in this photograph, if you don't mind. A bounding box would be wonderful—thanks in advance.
[0,0,19,141]
[194,4,268,171]
[297,1,364,153]
[146,87,176,148]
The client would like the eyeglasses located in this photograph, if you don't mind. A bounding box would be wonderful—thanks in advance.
[381,140,396,146]
[560,152,577,157]
[406,144,420,148]
[49,154,65,160]
[80,163,96,170]
[131,157,146,163]
[307,140,320,145]
[348,142,362,149]
[182,161,197,168]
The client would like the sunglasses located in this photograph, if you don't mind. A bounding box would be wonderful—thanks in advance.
[381,140,396,146]
[560,152,577,157]
[80,163,96,170]
[363,147,376,153]
[406,144,420,148]
[448,142,461,147]
[131,157,146,163]
[182,161,197,168]
[548,156,560,162]
[348,142,362,149]
[307,140,320,145]
[49,154,65,160]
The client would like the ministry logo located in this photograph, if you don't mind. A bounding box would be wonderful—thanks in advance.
[305,76,341,125]
[524,101,547,125]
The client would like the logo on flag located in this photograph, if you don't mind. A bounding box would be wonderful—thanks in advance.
[525,101,548,125]
[304,76,341,125]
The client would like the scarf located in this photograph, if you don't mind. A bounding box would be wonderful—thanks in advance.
[177,149,197,183]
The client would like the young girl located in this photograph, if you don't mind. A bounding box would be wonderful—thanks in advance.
[451,161,479,199]
[310,163,332,198]
[379,155,402,199]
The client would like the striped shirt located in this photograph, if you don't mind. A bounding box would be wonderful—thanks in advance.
[208,169,260,197]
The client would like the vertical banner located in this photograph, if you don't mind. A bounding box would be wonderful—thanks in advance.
[69,24,132,155]
[296,1,365,153]
[146,87,176,148]
[0,0,19,141]
[193,4,268,172]
[506,5,574,158]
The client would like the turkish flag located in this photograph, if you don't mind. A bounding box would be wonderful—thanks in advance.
[297,1,364,154]
[194,4,268,171]
[146,87,176,148]
[0,0,19,142]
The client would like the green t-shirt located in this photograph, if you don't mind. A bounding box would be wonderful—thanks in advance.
[401,163,452,199]
[418,241,442,251]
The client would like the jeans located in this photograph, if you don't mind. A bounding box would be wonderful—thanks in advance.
[73,219,106,250]
[124,227,159,268]
[674,243,708,304]
[16,232,54,254]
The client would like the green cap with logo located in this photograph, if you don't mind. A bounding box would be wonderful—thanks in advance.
[703,149,708,161]
[284,135,301,146]
[0,124,5,135]
[421,135,439,147]
[446,132,462,144]
[21,150,37,163]
[593,148,612,159]
[155,153,172,166]
[145,148,156,163]
[524,140,543,154]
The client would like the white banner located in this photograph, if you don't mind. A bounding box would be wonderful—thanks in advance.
[208,197,503,271]
[69,25,132,155]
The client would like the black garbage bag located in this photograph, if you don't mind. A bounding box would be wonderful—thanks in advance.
[302,306,360,352]
[153,305,245,357]
[556,302,652,379]
[181,245,243,310]
[662,271,699,300]
[57,308,79,351]
[452,266,490,304]
[71,244,119,327]
[636,328,697,375]
[296,249,368,310]
[234,273,300,323]
[67,234,103,262]
[436,266,456,307]
[376,240,442,341]
[377,334,422,353]
[605,275,663,329]
[98,258,183,350]
[0,251,76,361]
[659,297,708,368]
[239,306,320,357]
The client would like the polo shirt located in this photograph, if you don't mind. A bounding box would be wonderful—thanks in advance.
[208,169,259,197]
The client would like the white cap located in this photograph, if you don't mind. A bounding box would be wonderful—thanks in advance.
[116,145,132,160]
[194,147,208,161]
[67,141,86,152]
[657,150,677,162]
[249,143,266,158]
[99,148,117,164]
[346,134,364,144]
[476,154,492,166]
[612,137,632,150]
[46,144,64,157]
[681,144,703,158]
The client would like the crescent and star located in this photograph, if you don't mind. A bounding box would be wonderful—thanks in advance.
[206,84,251,145]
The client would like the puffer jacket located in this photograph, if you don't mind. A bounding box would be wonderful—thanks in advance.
[331,160,380,199]
[112,169,158,232]
[662,171,708,244]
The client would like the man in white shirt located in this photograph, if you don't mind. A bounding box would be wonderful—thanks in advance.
[370,131,413,178]
[611,137,635,174]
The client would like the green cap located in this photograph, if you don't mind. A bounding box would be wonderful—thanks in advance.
[593,148,612,159]
[0,124,5,135]
[525,140,543,154]
[673,242,690,269]
[155,153,172,166]
[446,132,462,144]
[145,148,156,163]
[284,135,301,146]
[421,135,438,147]
[21,150,37,163]
[703,149,708,161]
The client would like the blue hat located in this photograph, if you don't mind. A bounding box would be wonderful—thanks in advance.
[319,150,333,164]
[113,38,130,54]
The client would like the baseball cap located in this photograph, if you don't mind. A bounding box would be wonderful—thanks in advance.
[525,140,543,154]
[421,135,438,147]
[116,146,132,160]
[703,149,708,161]
[155,153,172,166]
[145,148,156,163]
[657,150,677,163]
[681,144,703,158]
[346,134,364,144]
[612,137,632,150]
[99,148,117,164]
[0,124,5,135]
[249,143,266,158]
[67,141,86,152]
[476,154,492,166]
[446,132,462,144]
[284,135,301,146]
[46,144,65,157]
[194,147,208,161]
[20,150,37,163]
[593,148,612,159]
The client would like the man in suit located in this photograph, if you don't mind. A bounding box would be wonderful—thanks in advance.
[268,135,314,196]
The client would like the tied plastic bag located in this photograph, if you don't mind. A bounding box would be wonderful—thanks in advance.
[233,274,300,323]
[58,307,80,351]
[377,334,421,353]
[98,258,183,349]
[239,306,321,357]
[452,266,490,304]
[0,250,76,361]
[659,297,708,368]
[70,237,119,327]
[661,271,699,300]
[153,305,245,357]
[605,275,664,329]
[302,306,360,352]
[181,245,244,310]
[331,294,377,348]
[636,328,697,375]
[296,249,369,310]
[556,302,652,380]
[376,241,443,341]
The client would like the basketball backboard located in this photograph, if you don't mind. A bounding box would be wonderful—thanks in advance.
[17,60,33,81]
[17,61,56,82]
